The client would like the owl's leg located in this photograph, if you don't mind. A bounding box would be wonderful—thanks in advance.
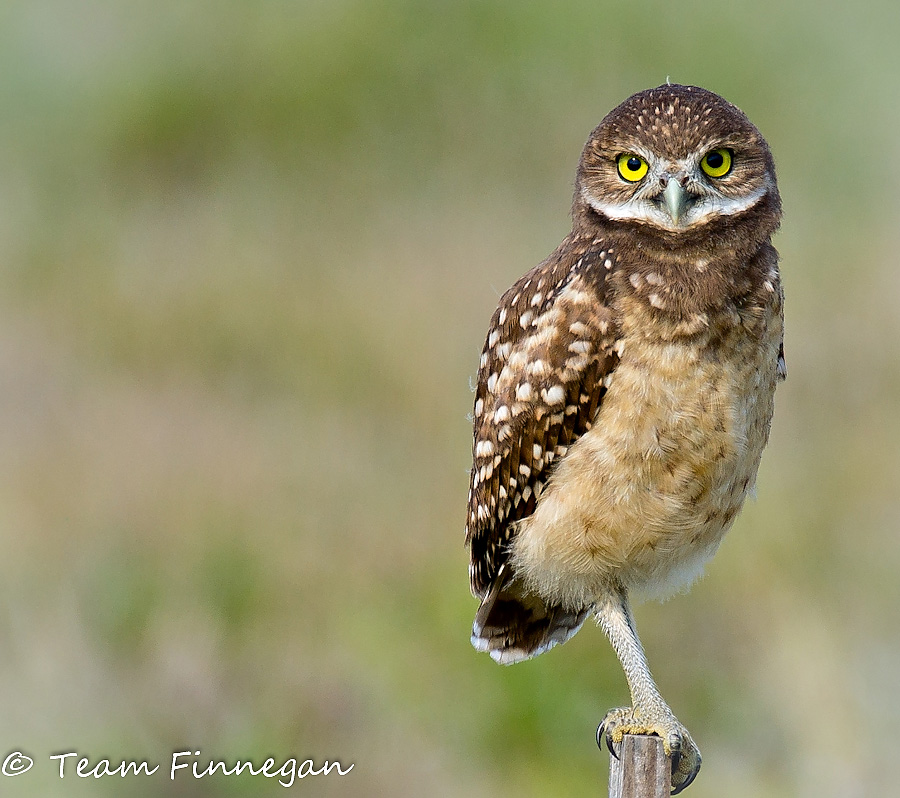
[595,585,701,795]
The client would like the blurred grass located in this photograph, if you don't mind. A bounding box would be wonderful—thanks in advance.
[0,0,899,796]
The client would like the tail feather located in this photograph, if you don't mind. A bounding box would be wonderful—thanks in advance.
[471,565,590,664]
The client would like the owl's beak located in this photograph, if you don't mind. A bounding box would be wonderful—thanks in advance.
[661,178,690,226]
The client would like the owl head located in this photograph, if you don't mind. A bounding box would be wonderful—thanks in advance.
[573,84,781,243]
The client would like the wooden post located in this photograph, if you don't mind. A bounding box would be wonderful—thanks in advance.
[608,734,669,798]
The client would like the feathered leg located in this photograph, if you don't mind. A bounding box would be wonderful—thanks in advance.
[595,585,701,795]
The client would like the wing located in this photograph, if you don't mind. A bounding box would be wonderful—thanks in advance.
[466,238,621,598]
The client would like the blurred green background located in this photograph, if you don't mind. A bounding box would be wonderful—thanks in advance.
[0,0,898,796]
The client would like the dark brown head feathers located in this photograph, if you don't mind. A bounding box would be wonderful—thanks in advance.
[573,84,780,248]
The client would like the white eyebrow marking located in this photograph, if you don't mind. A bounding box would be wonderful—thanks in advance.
[581,182,769,232]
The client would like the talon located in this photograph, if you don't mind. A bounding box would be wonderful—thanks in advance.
[606,733,619,760]
[597,707,700,793]
[671,763,699,796]
[596,719,619,759]
[670,747,682,774]
[670,730,701,795]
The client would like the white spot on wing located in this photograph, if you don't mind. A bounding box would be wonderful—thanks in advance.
[515,382,533,402]
[476,440,495,457]
[544,385,565,405]
[527,359,549,376]
[569,321,589,337]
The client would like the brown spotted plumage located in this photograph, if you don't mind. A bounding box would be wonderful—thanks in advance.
[464,84,784,794]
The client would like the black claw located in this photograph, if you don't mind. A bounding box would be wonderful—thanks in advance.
[671,765,699,796]
[595,720,619,759]
[606,734,619,760]
[670,753,700,796]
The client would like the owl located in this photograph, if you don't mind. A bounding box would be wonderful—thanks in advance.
[465,84,783,793]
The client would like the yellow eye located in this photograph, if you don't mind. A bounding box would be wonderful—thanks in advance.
[700,148,732,178]
[616,153,649,182]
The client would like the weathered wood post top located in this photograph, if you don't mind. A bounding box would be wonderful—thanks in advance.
[608,734,669,798]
